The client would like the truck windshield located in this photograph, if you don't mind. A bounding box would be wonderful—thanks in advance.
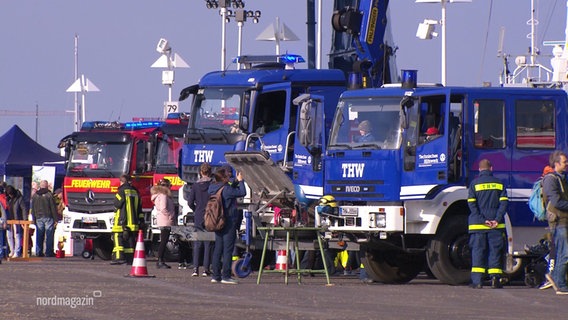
[329,97,402,150]
[67,142,130,177]
[155,136,184,173]
[191,88,243,132]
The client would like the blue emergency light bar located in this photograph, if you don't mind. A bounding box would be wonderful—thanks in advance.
[81,121,122,130]
[124,121,164,129]
[232,54,305,65]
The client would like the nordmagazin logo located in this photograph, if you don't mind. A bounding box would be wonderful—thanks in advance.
[36,291,101,308]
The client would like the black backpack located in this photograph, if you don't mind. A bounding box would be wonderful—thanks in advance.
[204,186,225,232]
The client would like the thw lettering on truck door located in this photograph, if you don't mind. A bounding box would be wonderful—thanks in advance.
[342,163,365,178]
[193,150,214,163]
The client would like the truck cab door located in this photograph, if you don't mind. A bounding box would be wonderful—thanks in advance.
[292,94,325,205]
[401,95,450,198]
[250,83,293,166]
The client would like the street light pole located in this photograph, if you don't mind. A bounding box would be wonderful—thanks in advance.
[233,9,261,70]
[441,0,447,86]
[416,0,471,86]
[221,4,228,70]
[151,38,189,118]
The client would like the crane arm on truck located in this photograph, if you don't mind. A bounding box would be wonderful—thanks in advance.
[330,0,396,87]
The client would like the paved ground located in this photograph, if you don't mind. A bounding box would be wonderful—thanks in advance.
[1,256,566,320]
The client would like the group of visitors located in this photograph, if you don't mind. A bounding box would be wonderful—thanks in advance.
[181,163,245,284]
[110,163,246,285]
[4,151,565,291]
[0,180,60,262]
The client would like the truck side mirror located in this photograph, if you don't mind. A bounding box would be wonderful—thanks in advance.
[299,101,313,147]
[400,96,415,129]
[241,115,248,131]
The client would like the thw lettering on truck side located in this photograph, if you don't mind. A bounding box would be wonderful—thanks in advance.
[342,163,365,178]
[193,150,214,163]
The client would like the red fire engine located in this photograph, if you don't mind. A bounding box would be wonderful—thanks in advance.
[58,114,188,259]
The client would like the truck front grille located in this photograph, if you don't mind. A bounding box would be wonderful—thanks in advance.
[67,192,116,214]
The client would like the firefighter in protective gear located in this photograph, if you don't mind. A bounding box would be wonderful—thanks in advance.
[467,159,508,288]
[110,174,144,265]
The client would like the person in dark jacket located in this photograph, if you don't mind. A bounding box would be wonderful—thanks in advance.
[221,164,245,261]
[6,186,28,257]
[209,167,246,285]
[467,159,508,289]
[542,150,568,294]
[186,162,213,277]
[110,175,143,265]
[30,181,57,257]
[0,185,7,262]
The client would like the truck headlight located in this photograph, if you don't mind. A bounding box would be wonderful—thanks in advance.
[376,213,386,228]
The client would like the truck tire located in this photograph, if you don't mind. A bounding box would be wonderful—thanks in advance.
[426,215,470,285]
[363,250,424,284]
[93,236,113,261]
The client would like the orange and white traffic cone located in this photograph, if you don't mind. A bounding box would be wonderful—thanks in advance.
[126,230,155,278]
[275,250,288,271]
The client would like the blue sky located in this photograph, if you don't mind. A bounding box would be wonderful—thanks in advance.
[0,0,565,152]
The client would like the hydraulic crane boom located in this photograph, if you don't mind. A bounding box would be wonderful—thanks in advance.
[329,0,396,87]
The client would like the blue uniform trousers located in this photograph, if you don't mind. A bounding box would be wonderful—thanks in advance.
[469,229,505,285]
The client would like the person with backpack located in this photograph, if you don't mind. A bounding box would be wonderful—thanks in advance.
[186,162,213,277]
[542,150,568,295]
[467,159,508,289]
[537,164,557,290]
[208,167,246,285]
[151,178,176,269]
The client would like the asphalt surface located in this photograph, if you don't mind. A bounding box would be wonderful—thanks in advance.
[1,256,567,320]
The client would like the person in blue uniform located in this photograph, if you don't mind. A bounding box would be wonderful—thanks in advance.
[467,159,508,288]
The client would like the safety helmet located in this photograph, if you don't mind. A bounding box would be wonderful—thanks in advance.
[319,195,337,208]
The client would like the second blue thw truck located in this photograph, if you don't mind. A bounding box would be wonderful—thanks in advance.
[316,74,567,284]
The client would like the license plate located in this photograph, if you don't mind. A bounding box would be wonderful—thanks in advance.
[82,217,98,223]
[340,207,358,216]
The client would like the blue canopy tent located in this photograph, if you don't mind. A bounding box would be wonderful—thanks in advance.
[0,125,64,177]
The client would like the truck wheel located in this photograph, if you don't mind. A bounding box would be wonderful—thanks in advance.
[93,237,113,260]
[426,215,470,285]
[363,250,423,284]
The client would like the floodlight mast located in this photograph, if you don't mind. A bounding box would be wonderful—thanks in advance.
[416,0,472,86]
[233,9,261,70]
[151,38,189,118]
[205,1,258,70]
